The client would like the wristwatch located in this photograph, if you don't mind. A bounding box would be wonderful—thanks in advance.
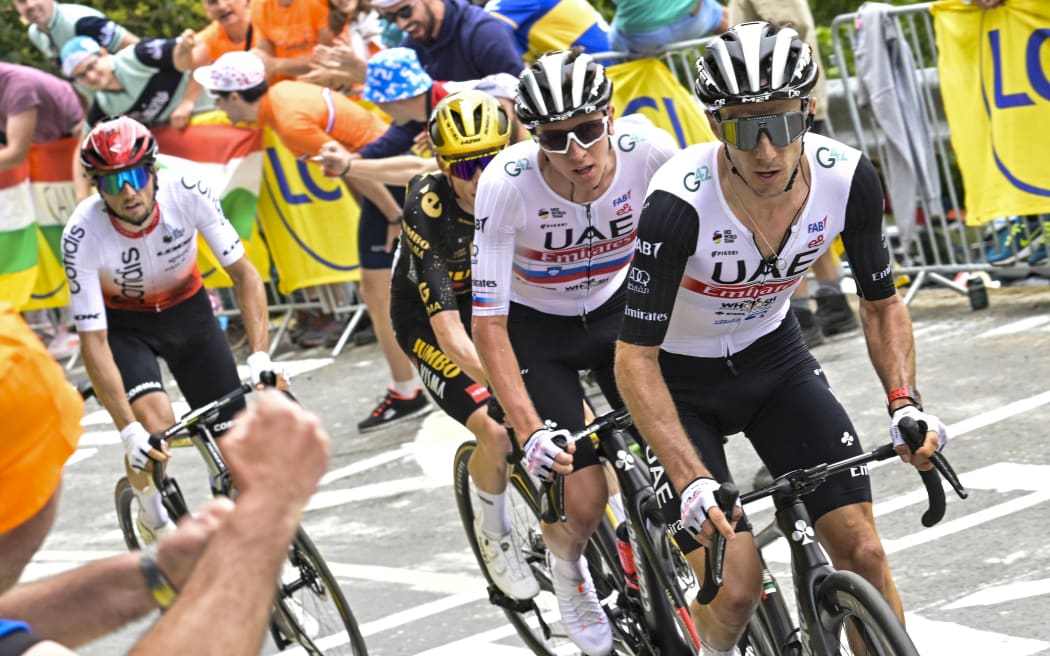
[886,386,923,415]
[139,545,178,610]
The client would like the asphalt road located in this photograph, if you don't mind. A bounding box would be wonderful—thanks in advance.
[25,283,1050,655]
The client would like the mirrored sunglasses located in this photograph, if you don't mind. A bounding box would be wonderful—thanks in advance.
[96,166,152,195]
[380,0,417,22]
[534,117,609,154]
[446,153,498,181]
[717,111,809,151]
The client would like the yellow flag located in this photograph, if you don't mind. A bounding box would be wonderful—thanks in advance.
[607,58,717,149]
[255,129,363,295]
[931,0,1050,224]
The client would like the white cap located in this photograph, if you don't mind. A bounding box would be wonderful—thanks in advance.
[193,51,266,92]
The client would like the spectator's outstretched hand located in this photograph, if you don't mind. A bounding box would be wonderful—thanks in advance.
[220,391,330,511]
[154,497,235,587]
[315,140,358,178]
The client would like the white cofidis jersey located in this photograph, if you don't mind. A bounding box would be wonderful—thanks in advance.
[63,168,245,332]
[471,114,678,317]
[620,132,894,357]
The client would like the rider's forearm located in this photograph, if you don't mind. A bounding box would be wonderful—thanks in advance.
[0,552,155,647]
[228,261,270,354]
[858,295,917,396]
[614,340,711,491]
[430,311,488,385]
[472,317,543,440]
[80,331,137,429]
[128,496,300,655]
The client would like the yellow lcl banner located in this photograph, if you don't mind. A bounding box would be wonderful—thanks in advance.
[606,58,717,149]
[931,0,1050,224]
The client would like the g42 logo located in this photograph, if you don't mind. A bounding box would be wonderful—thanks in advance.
[504,158,531,177]
[618,132,646,152]
[683,165,713,192]
[815,146,848,169]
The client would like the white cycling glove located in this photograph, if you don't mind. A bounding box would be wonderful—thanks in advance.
[890,405,948,452]
[680,477,737,538]
[120,421,155,471]
[523,427,571,479]
[247,351,275,387]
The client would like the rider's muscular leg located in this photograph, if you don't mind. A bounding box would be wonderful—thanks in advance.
[816,503,904,622]
[359,269,416,384]
[466,408,511,495]
[541,465,608,561]
[684,534,763,651]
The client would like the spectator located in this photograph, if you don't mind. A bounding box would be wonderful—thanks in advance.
[609,0,728,55]
[0,63,83,171]
[59,33,211,128]
[0,302,331,654]
[194,0,255,62]
[484,0,612,63]
[195,51,432,432]
[299,0,386,93]
[728,0,860,345]
[249,0,333,83]
[13,0,137,68]
[369,0,522,80]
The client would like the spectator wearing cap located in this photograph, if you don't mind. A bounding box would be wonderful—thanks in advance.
[248,0,333,83]
[195,51,430,428]
[0,63,83,171]
[483,0,612,64]
[0,302,334,655]
[59,33,212,128]
[13,0,138,70]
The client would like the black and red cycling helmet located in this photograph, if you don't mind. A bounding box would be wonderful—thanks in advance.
[79,116,158,175]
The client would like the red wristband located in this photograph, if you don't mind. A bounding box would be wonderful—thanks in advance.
[887,386,922,409]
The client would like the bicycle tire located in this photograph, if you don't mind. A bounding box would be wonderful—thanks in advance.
[815,570,918,656]
[270,528,368,655]
[454,441,577,655]
[113,477,143,551]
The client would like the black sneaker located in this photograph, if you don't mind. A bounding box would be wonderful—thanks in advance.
[793,306,825,348]
[357,388,431,433]
[814,292,859,336]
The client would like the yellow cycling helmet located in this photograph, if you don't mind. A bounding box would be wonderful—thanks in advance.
[428,89,511,160]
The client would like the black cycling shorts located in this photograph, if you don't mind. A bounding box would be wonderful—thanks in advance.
[488,290,632,471]
[646,313,872,555]
[392,301,492,425]
[106,286,244,436]
[358,184,406,270]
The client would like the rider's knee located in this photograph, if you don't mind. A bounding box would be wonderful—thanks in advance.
[834,532,889,581]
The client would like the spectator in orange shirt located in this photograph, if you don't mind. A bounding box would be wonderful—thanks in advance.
[196,51,430,427]
[249,0,333,83]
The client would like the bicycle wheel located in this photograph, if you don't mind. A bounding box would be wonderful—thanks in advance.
[114,476,152,551]
[739,559,802,656]
[454,441,573,655]
[270,528,368,655]
[815,571,918,656]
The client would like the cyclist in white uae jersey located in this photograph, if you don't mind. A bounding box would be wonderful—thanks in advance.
[614,23,949,655]
[62,116,275,544]
[472,49,678,656]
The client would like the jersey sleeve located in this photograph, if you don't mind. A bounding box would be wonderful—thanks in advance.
[63,217,108,333]
[618,190,699,346]
[840,155,896,301]
[182,174,245,267]
[471,169,524,316]
[132,38,178,70]
[403,174,459,316]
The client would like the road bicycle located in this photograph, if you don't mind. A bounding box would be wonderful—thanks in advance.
[453,407,701,655]
[700,417,968,656]
[107,381,369,656]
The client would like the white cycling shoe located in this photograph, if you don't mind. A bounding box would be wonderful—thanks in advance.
[548,552,613,656]
[475,517,540,599]
[136,509,173,546]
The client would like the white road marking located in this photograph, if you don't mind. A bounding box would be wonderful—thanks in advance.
[983,315,1050,337]
[906,612,1049,655]
[944,578,1050,610]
